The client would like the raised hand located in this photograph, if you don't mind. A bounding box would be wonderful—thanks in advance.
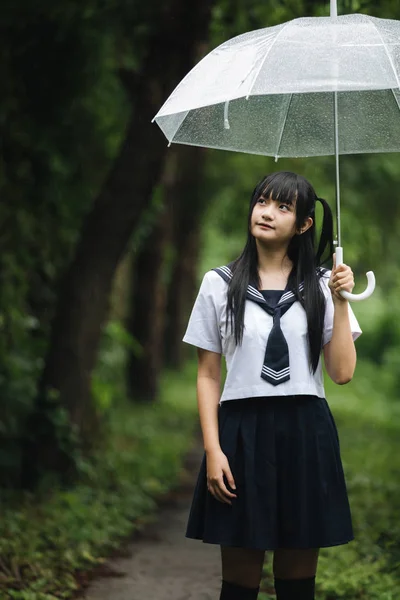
[329,253,355,302]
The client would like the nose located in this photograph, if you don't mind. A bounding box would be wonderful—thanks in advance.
[261,201,274,220]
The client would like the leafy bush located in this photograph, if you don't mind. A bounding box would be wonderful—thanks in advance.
[0,310,44,485]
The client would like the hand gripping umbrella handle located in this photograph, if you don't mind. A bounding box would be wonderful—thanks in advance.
[335,247,376,302]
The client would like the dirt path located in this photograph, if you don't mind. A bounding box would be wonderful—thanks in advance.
[82,441,222,600]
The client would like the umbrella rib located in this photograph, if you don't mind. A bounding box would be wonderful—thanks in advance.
[275,93,293,160]
[367,16,400,89]
[390,88,400,112]
[245,22,292,100]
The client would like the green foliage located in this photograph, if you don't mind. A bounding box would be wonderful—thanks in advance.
[92,320,142,412]
[349,286,400,397]
[0,310,44,484]
[0,0,129,482]
[0,364,198,599]
[1,2,400,595]
[1,0,400,487]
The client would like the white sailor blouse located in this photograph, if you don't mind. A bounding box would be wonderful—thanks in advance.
[182,266,362,403]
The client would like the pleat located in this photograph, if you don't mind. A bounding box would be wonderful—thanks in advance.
[241,406,259,545]
[275,396,353,548]
[252,401,278,546]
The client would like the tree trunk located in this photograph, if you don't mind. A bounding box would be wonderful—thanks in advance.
[127,204,170,402]
[22,0,214,484]
[164,146,207,369]
[126,144,207,402]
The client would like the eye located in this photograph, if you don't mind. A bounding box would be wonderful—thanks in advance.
[279,203,290,211]
[258,198,266,204]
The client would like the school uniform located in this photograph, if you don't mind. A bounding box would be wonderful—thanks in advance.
[182,266,362,551]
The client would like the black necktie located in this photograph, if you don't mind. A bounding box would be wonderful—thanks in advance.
[214,265,302,386]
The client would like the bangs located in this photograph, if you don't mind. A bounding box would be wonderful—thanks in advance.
[257,172,298,206]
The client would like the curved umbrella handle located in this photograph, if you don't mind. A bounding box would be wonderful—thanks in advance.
[335,247,376,302]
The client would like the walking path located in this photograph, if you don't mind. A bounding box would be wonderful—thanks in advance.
[82,442,222,600]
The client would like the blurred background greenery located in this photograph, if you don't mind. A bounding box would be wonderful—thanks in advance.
[1,0,400,598]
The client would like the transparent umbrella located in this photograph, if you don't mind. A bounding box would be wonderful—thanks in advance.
[153,0,400,300]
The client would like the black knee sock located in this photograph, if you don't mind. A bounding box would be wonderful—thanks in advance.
[274,576,315,600]
[219,579,260,599]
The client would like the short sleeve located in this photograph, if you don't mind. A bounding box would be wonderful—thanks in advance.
[320,271,362,347]
[182,271,224,354]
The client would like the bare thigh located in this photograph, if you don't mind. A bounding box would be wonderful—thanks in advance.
[273,548,320,579]
[221,546,266,588]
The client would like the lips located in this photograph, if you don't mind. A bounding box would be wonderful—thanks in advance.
[258,223,274,230]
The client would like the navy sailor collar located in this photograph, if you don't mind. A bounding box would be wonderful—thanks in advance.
[213,264,304,309]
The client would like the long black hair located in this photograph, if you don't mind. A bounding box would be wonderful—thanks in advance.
[227,171,334,372]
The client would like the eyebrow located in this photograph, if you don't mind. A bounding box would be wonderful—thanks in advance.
[259,194,292,204]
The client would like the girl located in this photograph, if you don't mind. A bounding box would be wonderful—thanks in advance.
[182,172,361,600]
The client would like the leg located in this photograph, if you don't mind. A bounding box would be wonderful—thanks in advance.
[219,546,265,599]
[273,548,319,579]
[273,548,319,599]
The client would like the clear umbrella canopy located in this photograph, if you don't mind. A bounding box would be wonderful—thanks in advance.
[154,14,400,159]
[153,9,400,300]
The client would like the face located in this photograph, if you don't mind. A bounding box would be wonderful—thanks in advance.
[250,194,298,246]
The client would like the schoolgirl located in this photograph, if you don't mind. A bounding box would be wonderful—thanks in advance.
[182,172,362,600]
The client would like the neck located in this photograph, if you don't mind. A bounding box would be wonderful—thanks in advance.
[256,240,293,276]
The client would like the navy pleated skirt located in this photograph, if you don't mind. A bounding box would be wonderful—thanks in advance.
[186,395,353,550]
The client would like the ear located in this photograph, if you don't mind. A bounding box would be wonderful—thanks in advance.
[297,216,313,235]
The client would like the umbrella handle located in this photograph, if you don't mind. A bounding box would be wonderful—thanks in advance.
[335,247,376,302]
